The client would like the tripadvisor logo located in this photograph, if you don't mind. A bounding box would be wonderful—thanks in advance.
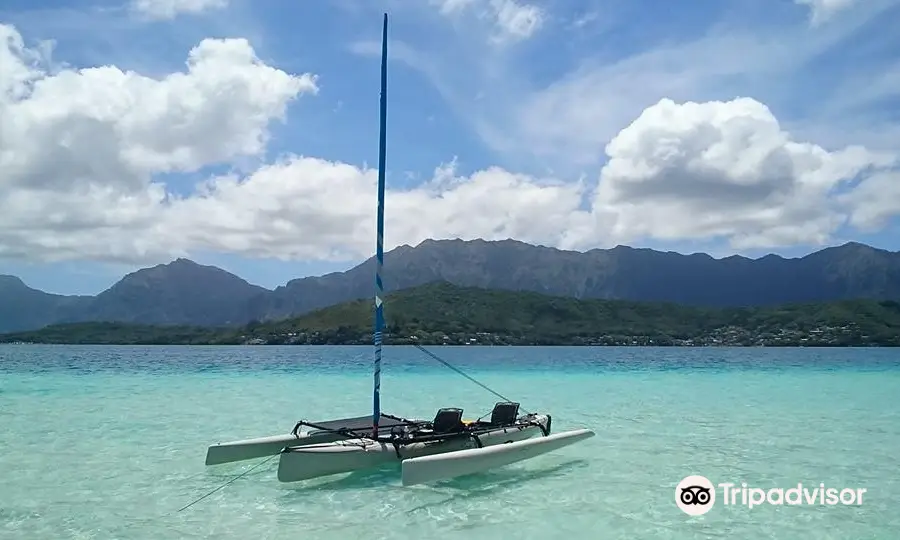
[675,475,867,516]
[676,475,716,516]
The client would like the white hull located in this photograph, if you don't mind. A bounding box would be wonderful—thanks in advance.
[277,415,550,483]
[401,428,595,486]
[205,431,343,466]
[205,414,416,466]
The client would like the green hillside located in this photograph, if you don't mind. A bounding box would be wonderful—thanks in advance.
[2,282,900,346]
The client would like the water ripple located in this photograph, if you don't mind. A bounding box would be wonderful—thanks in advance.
[0,345,898,539]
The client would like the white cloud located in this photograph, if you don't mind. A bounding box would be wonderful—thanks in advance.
[502,13,896,170]
[505,33,791,168]
[839,170,900,231]
[164,97,899,258]
[576,98,897,250]
[1,29,317,179]
[404,0,899,180]
[432,0,543,43]
[164,158,586,260]
[0,24,316,262]
[0,23,575,263]
[131,0,229,20]
[490,0,543,42]
[2,23,899,265]
[796,0,860,25]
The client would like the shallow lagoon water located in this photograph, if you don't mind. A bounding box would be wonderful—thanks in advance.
[1,345,898,539]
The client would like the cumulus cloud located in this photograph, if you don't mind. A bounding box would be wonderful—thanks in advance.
[839,170,900,231]
[0,23,577,263]
[576,98,897,249]
[440,0,897,176]
[131,0,229,20]
[1,23,898,265]
[511,31,811,168]
[0,24,316,262]
[165,159,586,260]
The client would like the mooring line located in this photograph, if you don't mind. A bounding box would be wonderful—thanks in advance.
[412,343,531,415]
[176,454,278,513]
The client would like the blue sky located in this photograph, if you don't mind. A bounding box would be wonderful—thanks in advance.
[0,0,899,295]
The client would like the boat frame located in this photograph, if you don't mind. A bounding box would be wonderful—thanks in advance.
[276,402,556,483]
[313,403,548,450]
[204,413,420,466]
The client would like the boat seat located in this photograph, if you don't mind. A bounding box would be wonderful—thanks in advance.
[490,401,520,425]
[431,407,465,433]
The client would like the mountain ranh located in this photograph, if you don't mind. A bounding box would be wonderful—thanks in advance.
[202,13,594,488]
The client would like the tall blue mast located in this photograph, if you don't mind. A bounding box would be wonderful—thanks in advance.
[372,13,388,437]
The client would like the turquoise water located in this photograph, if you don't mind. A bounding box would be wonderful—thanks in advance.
[1,345,899,539]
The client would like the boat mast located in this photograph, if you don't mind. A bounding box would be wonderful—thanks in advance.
[372,13,388,437]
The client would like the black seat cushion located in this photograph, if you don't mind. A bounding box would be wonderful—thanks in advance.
[432,407,464,433]
[490,402,520,425]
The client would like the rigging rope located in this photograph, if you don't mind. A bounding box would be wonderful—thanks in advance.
[176,454,278,513]
[412,343,531,415]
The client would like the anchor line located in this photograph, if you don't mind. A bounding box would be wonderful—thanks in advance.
[177,454,278,513]
[412,343,532,416]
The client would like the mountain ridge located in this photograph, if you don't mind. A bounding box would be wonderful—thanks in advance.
[4,281,900,347]
[1,239,898,333]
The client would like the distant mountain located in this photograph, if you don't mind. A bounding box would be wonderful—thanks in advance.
[256,239,900,318]
[0,275,90,332]
[5,282,900,347]
[0,259,267,332]
[1,239,900,333]
[79,258,269,326]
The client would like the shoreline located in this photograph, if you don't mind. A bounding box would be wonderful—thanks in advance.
[2,341,896,347]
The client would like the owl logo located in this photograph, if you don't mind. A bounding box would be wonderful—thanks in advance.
[675,475,716,516]
[680,485,712,505]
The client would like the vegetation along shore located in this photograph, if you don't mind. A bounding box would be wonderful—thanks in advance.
[1,282,899,347]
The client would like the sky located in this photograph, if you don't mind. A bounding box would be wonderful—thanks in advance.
[1,0,899,295]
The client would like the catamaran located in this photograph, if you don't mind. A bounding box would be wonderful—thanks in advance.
[204,13,594,487]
